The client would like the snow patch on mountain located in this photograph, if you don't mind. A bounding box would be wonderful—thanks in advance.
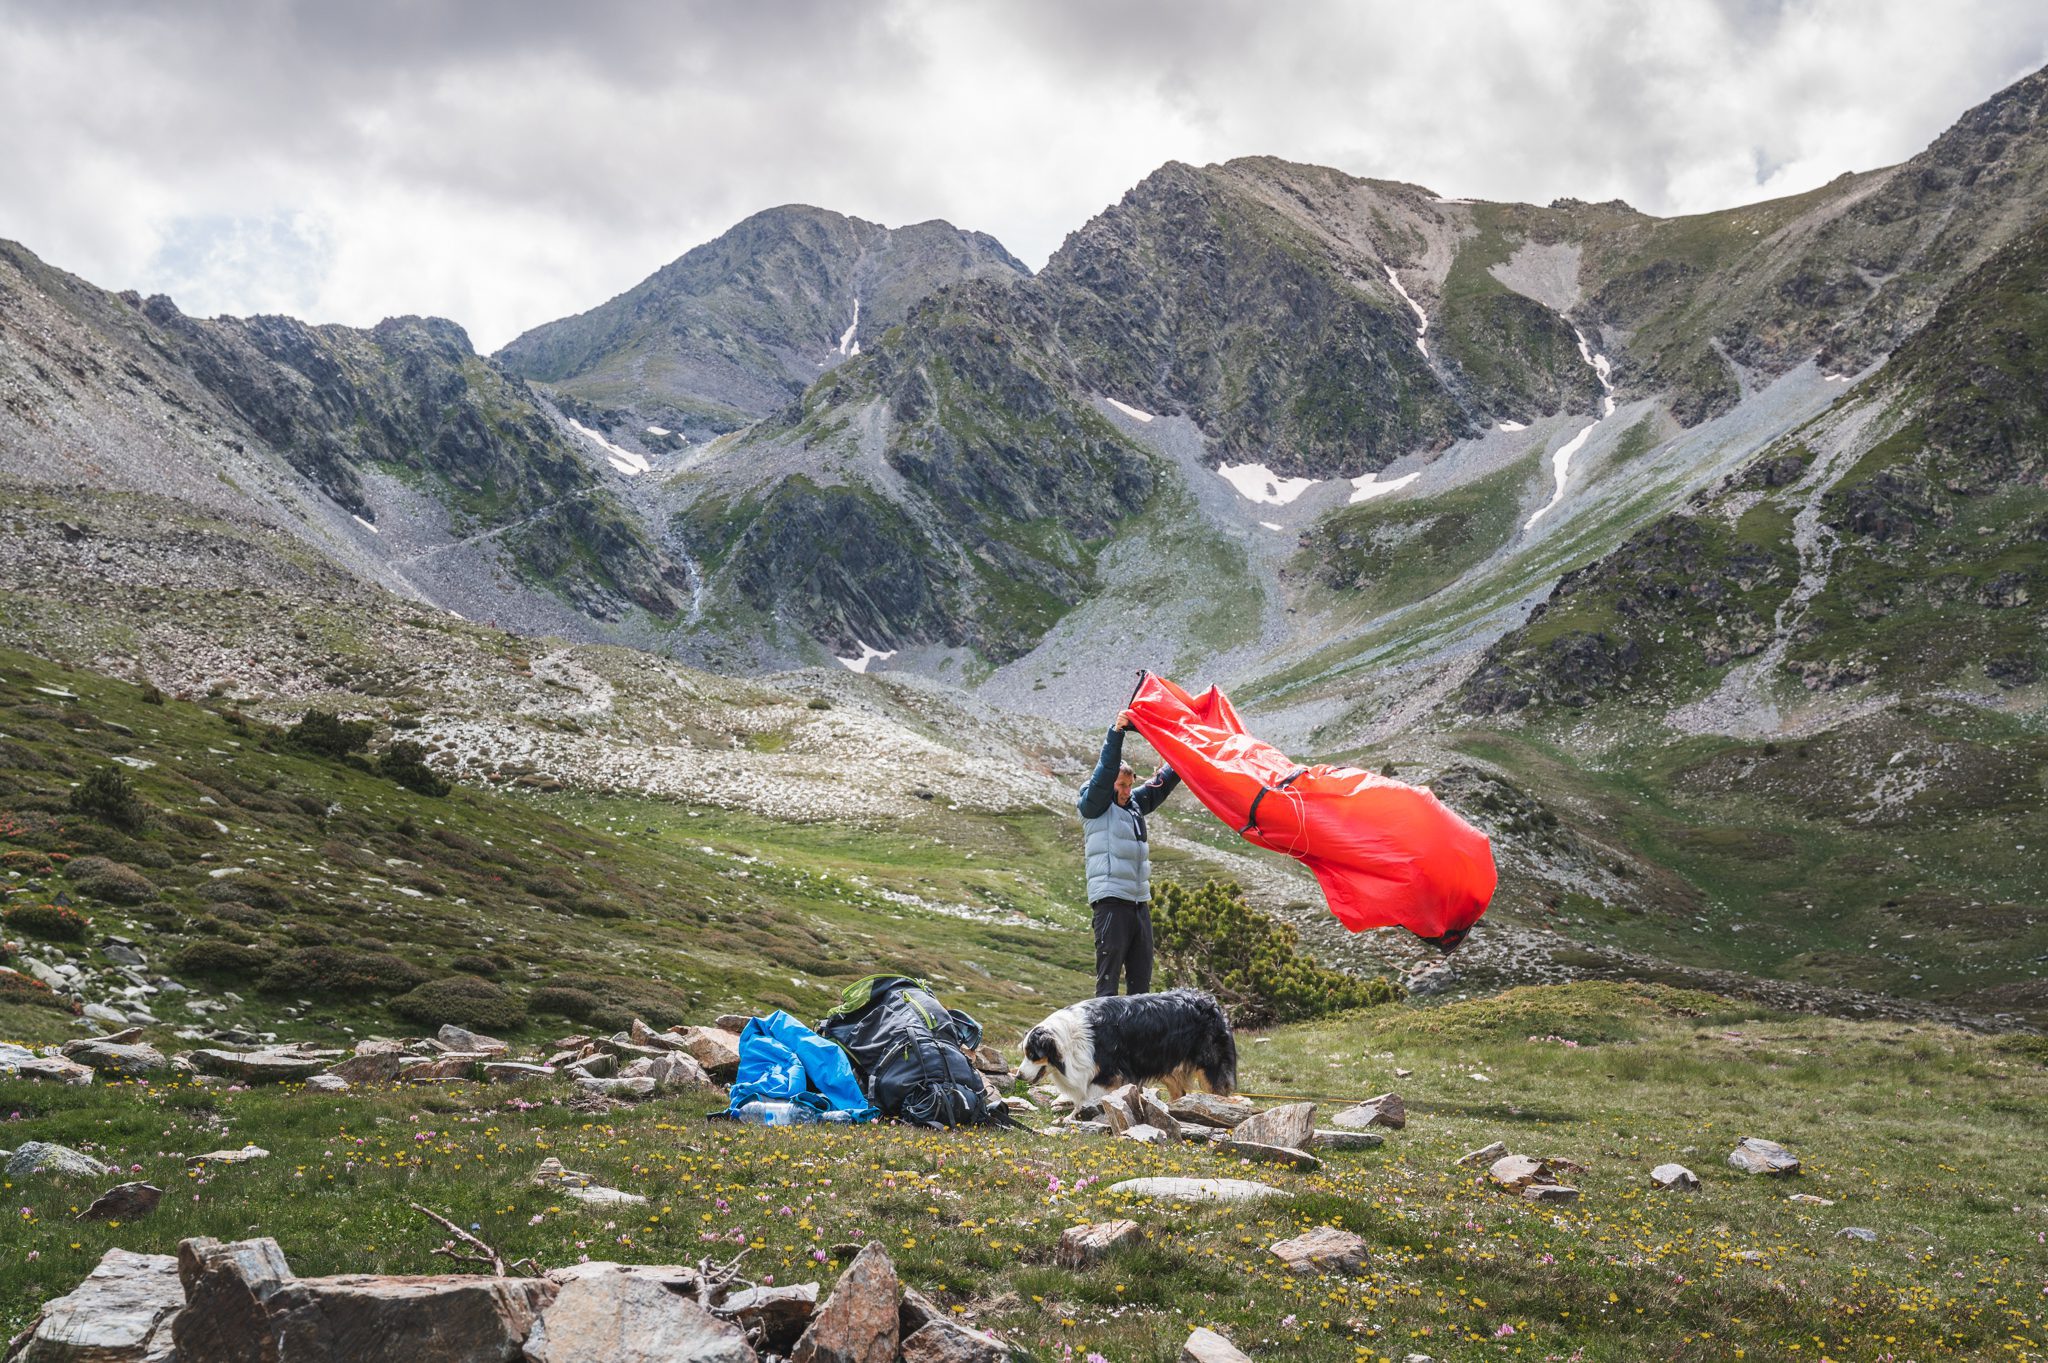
[1348,470,1422,504]
[838,297,860,356]
[837,640,896,673]
[1218,462,1316,505]
[1384,266,1430,357]
[569,419,650,476]
[1106,397,1155,423]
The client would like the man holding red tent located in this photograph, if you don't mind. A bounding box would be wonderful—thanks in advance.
[1076,708,1179,996]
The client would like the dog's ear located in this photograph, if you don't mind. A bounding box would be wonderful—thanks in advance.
[1024,1026,1060,1069]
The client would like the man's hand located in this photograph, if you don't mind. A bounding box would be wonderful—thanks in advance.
[1114,709,1135,732]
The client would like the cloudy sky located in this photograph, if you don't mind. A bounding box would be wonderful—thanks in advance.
[5,1,2046,352]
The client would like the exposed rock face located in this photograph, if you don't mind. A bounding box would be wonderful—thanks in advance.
[1457,1141,1508,1168]
[8,1248,182,1363]
[59,1039,168,1076]
[718,1283,818,1354]
[792,1243,898,1363]
[498,206,1028,438]
[673,1027,743,1081]
[1169,1093,1254,1129]
[1218,1140,1322,1171]
[1651,1163,1701,1190]
[899,1319,1010,1363]
[522,1263,752,1363]
[436,1025,510,1057]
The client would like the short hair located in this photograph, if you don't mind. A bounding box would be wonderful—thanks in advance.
[1118,761,1136,778]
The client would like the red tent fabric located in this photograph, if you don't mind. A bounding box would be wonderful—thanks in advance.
[1125,672,1496,950]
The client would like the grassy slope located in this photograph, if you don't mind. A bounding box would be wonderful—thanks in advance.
[5,984,2044,1360]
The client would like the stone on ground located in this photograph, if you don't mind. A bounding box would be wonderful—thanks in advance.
[1268,1225,1368,1275]
[1218,1139,1322,1171]
[523,1263,751,1363]
[187,1049,329,1083]
[1486,1154,1552,1190]
[1331,1093,1405,1130]
[1728,1137,1801,1175]
[1229,1101,1315,1151]
[1107,1176,1282,1203]
[435,1024,510,1057]
[7,1141,113,1179]
[60,1039,168,1076]
[325,1050,410,1084]
[1056,1219,1143,1268]
[305,1074,351,1094]
[1651,1163,1700,1190]
[674,1027,743,1080]
[187,1144,269,1167]
[1521,1183,1580,1203]
[1168,1092,1253,1128]
[618,1051,714,1091]
[78,1181,164,1223]
[1838,1227,1878,1242]
[1310,1129,1384,1151]
[1788,1192,1836,1206]
[718,1282,818,1354]
[901,1318,1010,1362]
[9,1247,182,1363]
[1457,1141,1508,1168]
[483,1062,558,1084]
[793,1241,898,1363]
[2,1054,95,1086]
[1182,1325,1254,1362]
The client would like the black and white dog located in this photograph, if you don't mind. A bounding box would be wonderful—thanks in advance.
[1018,989,1237,1106]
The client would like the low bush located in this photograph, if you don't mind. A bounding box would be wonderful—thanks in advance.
[259,946,430,998]
[0,967,77,1014]
[2,902,92,943]
[200,875,289,910]
[377,741,450,797]
[390,975,527,1032]
[1152,879,1401,1028]
[286,710,373,759]
[530,985,602,1021]
[64,855,158,904]
[68,766,147,833]
[208,902,269,927]
[0,849,54,876]
[448,953,506,979]
[171,940,267,980]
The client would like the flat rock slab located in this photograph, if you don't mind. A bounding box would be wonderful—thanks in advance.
[1487,1154,1552,1190]
[7,1141,113,1179]
[1729,1137,1801,1176]
[188,1049,330,1083]
[325,1052,409,1084]
[575,1076,656,1101]
[1269,1225,1368,1275]
[483,1062,559,1084]
[523,1266,750,1363]
[901,1318,1011,1362]
[1230,1101,1316,1150]
[1182,1326,1255,1362]
[1331,1093,1406,1130]
[1169,1092,1254,1128]
[1056,1219,1143,1268]
[1218,1139,1322,1171]
[2,1056,95,1086]
[1788,1193,1836,1206]
[1521,1183,1580,1203]
[1107,1177,1282,1204]
[188,1145,270,1167]
[793,1242,897,1363]
[1119,1122,1173,1145]
[1838,1227,1878,1242]
[11,1247,182,1363]
[78,1181,164,1223]
[1651,1163,1700,1190]
[269,1274,557,1362]
[617,1052,713,1091]
[61,1040,169,1075]
[1310,1129,1384,1152]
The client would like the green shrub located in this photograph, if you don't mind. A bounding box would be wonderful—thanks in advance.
[259,946,430,997]
[377,741,450,797]
[201,875,289,910]
[530,985,602,1021]
[64,855,158,904]
[2,902,92,943]
[1152,880,1402,1028]
[0,967,77,1014]
[209,902,269,927]
[1,849,54,876]
[139,683,165,705]
[287,710,373,759]
[390,975,527,1032]
[806,697,832,710]
[448,953,505,978]
[68,766,147,832]
[172,940,267,980]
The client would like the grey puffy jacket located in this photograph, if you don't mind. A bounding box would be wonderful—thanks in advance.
[1077,726,1179,904]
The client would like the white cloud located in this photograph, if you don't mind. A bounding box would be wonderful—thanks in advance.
[1,0,2043,351]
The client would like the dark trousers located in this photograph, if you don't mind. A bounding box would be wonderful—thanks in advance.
[1092,896,1153,997]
